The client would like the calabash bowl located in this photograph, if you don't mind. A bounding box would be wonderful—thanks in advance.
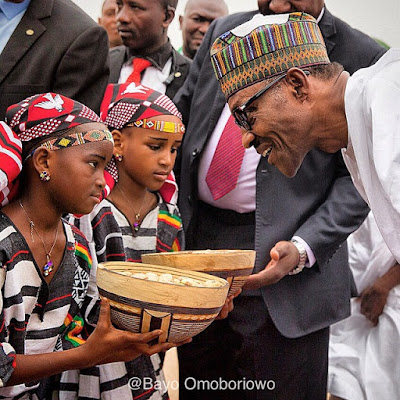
[97,261,230,343]
[142,250,256,296]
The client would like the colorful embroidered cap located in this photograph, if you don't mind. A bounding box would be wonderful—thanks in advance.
[100,83,185,134]
[5,93,113,157]
[1,93,113,205]
[210,12,330,99]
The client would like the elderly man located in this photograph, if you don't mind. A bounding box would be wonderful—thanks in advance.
[175,2,385,400]
[179,0,228,59]
[212,12,400,273]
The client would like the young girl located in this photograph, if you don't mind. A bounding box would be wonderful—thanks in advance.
[58,83,186,400]
[0,93,174,399]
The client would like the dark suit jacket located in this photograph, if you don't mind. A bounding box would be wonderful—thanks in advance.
[174,9,386,338]
[0,0,109,118]
[108,45,191,100]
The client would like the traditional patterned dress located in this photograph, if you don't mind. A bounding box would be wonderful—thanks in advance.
[0,213,93,400]
[57,193,184,400]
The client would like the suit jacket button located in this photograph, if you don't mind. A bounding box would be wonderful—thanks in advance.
[192,149,199,157]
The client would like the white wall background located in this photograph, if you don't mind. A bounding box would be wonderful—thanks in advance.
[73,0,399,48]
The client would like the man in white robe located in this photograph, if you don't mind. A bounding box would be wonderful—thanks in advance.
[210,12,400,399]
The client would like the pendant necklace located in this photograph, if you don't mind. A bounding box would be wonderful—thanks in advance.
[117,184,146,232]
[19,200,60,277]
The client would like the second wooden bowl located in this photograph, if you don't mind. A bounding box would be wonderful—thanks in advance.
[142,250,256,296]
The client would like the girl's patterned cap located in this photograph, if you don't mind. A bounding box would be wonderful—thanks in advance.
[100,83,183,131]
[5,93,113,161]
[6,93,105,141]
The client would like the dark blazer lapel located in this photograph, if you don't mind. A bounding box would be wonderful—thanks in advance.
[210,89,226,129]
[0,0,52,84]
[202,88,226,147]
[165,49,190,99]
[319,8,336,56]
[108,46,128,83]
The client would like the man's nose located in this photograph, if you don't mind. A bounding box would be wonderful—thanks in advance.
[198,21,211,34]
[116,5,129,23]
[268,0,293,14]
[241,130,255,149]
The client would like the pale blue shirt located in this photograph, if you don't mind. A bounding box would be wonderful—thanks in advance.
[0,0,31,54]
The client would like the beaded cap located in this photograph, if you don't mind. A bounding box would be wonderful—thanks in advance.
[100,83,183,132]
[210,12,330,99]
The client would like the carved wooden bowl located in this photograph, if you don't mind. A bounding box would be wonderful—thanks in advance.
[142,250,256,296]
[97,261,229,343]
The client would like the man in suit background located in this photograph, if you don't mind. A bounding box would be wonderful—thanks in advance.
[109,0,191,100]
[178,0,228,60]
[0,0,109,118]
[98,0,123,48]
[174,0,386,399]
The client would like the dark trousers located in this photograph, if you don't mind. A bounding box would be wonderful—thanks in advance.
[179,201,329,400]
[179,296,329,400]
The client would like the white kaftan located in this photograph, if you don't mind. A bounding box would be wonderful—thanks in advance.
[328,212,400,399]
[342,48,400,263]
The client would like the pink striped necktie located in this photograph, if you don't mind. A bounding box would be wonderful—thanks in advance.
[205,115,245,200]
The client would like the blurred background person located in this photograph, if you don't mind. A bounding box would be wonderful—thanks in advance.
[98,0,123,48]
[178,0,228,59]
[0,0,109,118]
[109,0,191,99]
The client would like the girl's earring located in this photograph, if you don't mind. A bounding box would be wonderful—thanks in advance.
[39,171,51,182]
[115,154,123,162]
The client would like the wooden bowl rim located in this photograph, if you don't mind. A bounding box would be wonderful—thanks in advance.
[98,261,230,290]
[141,250,256,271]
[143,249,256,256]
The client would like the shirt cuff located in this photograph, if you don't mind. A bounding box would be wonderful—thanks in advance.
[292,236,316,268]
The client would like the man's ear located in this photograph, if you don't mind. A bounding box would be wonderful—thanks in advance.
[32,147,52,175]
[163,6,175,28]
[112,129,123,156]
[285,68,310,101]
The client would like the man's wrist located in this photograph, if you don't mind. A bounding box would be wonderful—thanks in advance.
[289,238,308,275]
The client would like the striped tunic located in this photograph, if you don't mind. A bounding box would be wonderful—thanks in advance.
[58,194,184,400]
[0,212,93,399]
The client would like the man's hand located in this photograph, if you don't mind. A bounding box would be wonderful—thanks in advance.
[243,241,300,290]
[358,284,389,326]
[358,262,400,326]
[215,289,242,320]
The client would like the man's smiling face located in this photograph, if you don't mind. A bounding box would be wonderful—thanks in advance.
[228,77,315,178]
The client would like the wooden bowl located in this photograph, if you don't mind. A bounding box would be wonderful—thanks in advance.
[97,261,229,343]
[141,250,256,296]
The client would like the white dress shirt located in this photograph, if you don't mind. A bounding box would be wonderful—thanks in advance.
[119,58,172,94]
